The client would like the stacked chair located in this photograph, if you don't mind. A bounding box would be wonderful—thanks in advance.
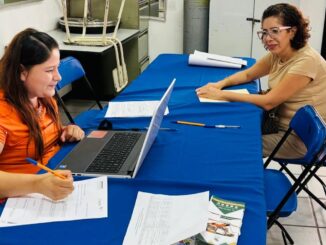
[60,0,128,92]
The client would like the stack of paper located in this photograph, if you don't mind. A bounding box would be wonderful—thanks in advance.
[123,191,209,245]
[188,50,247,69]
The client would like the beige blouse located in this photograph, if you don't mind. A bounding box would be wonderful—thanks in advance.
[262,44,326,130]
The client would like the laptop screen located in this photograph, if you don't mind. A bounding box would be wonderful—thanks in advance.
[132,78,176,177]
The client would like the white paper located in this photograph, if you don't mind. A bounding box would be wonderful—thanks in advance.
[0,176,108,227]
[105,101,169,118]
[195,50,247,66]
[198,89,249,103]
[123,191,209,245]
[188,50,247,69]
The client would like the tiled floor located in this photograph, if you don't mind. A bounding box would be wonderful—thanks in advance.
[60,99,326,245]
[266,161,326,245]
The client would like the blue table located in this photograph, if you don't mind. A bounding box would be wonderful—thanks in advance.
[0,54,266,245]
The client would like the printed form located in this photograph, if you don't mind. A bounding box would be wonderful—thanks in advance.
[123,191,209,245]
[198,89,249,103]
[0,176,108,226]
[105,101,169,118]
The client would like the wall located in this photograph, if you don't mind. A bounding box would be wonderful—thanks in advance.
[0,0,324,61]
[0,0,61,56]
[148,0,326,60]
[300,0,326,53]
[148,0,183,62]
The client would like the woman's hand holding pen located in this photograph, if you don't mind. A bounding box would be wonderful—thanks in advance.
[60,124,85,142]
[35,170,74,201]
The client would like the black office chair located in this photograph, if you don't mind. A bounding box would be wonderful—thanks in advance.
[264,105,326,244]
[55,56,105,130]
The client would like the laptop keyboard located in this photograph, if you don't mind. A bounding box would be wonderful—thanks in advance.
[86,132,142,173]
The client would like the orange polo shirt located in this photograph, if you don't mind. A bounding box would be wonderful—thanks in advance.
[0,91,61,174]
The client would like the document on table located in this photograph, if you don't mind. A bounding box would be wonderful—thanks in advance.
[0,176,108,227]
[198,89,249,103]
[123,191,209,245]
[105,101,169,118]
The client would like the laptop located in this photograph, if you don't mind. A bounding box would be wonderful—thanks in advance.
[56,79,176,178]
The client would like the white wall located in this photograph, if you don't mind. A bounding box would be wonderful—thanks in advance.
[300,0,326,53]
[0,0,324,61]
[0,0,61,56]
[148,0,183,62]
[148,0,326,59]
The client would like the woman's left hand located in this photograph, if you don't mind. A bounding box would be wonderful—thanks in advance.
[60,125,85,142]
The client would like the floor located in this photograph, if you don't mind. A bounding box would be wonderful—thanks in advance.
[60,99,326,245]
[266,161,326,245]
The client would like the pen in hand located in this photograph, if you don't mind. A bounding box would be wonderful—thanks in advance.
[171,120,240,128]
[26,158,66,180]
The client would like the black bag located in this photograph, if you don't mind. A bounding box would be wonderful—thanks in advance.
[262,107,279,135]
[98,119,112,130]
[259,89,279,135]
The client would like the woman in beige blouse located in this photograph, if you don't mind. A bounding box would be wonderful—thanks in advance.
[196,3,326,159]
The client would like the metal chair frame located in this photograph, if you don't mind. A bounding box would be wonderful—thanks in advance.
[60,0,128,92]
[264,105,326,244]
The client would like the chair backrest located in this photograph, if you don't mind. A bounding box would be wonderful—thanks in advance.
[55,56,103,125]
[57,56,85,90]
[289,105,326,163]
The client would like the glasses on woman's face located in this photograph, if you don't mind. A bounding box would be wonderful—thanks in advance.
[257,26,292,40]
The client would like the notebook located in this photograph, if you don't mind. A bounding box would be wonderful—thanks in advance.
[56,79,176,178]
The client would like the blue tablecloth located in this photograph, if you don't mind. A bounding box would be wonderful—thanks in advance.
[0,54,266,245]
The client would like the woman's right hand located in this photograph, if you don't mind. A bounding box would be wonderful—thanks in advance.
[35,170,74,201]
[196,80,225,93]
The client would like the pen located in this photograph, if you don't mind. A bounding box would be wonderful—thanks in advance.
[171,120,240,128]
[116,127,177,131]
[26,158,66,180]
[144,127,177,131]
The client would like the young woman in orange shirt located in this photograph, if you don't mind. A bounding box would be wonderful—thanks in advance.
[0,28,85,200]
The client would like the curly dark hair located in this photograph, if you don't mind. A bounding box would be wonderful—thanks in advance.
[262,3,310,50]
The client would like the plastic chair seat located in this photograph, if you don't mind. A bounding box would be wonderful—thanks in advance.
[264,169,297,217]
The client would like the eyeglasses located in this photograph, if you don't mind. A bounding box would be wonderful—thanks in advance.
[257,26,292,40]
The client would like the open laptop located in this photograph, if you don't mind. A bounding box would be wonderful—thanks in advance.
[56,79,176,178]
